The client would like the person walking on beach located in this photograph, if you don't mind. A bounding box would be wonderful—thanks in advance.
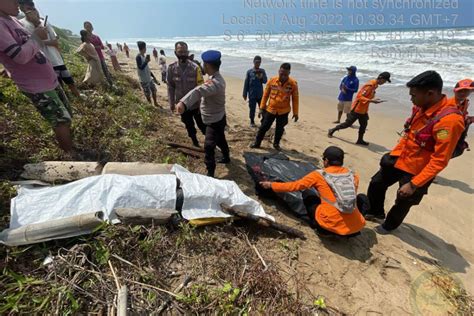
[0,0,75,156]
[83,21,112,85]
[365,71,465,233]
[152,47,158,62]
[250,63,299,151]
[167,41,206,147]
[106,43,121,72]
[243,55,268,127]
[176,50,230,178]
[260,146,366,237]
[334,66,359,123]
[328,72,391,146]
[76,30,105,86]
[136,41,158,107]
[123,42,130,58]
[19,5,82,98]
[158,49,167,83]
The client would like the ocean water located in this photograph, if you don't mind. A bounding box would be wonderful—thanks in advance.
[113,28,473,89]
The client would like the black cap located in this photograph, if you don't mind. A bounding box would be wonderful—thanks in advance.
[322,146,344,166]
[378,72,391,83]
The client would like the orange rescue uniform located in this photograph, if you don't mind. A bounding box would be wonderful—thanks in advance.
[260,76,299,116]
[351,79,378,114]
[447,96,470,118]
[391,96,465,187]
[271,166,365,236]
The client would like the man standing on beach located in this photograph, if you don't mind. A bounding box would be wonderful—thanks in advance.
[83,21,112,85]
[167,41,206,147]
[250,63,299,151]
[124,43,129,58]
[136,41,158,107]
[328,72,391,146]
[243,55,268,127]
[365,71,465,233]
[176,50,230,178]
[334,66,359,124]
[0,0,75,156]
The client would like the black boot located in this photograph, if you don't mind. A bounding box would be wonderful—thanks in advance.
[207,169,215,178]
[328,128,337,138]
[250,142,261,148]
[191,136,200,147]
[356,132,369,146]
[217,156,231,164]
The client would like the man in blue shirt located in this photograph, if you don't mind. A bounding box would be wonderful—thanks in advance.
[243,56,268,127]
[334,66,359,123]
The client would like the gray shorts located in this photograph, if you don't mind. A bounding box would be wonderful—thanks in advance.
[140,81,157,98]
[337,101,352,113]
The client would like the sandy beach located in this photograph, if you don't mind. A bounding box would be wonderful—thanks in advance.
[115,50,473,314]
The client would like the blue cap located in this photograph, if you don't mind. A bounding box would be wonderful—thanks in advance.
[202,50,221,63]
[346,66,357,72]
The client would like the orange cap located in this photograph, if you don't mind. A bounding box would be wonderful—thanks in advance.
[454,79,474,92]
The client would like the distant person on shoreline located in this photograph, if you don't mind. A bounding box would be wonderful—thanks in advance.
[250,63,299,151]
[260,146,366,237]
[334,66,359,124]
[176,50,230,178]
[189,53,204,75]
[243,55,268,127]
[365,71,465,233]
[19,5,82,98]
[116,42,122,52]
[106,43,121,72]
[152,47,158,62]
[77,30,105,86]
[167,42,206,147]
[158,49,167,83]
[123,42,130,58]
[83,21,112,85]
[328,72,391,146]
[136,41,159,107]
[0,0,75,156]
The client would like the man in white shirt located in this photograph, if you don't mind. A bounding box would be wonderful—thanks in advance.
[20,6,81,98]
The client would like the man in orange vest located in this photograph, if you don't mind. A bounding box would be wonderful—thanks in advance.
[259,146,366,237]
[447,78,473,157]
[365,71,465,233]
[328,72,391,146]
[250,63,299,151]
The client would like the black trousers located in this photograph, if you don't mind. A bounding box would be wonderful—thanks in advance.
[255,111,289,146]
[367,154,432,230]
[181,108,206,139]
[204,116,230,174]
[248,97,261,123]
[334,111,369,140]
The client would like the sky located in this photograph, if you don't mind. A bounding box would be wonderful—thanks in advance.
[34,0,474,39]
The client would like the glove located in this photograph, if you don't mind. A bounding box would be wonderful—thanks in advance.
[258,110,264,119]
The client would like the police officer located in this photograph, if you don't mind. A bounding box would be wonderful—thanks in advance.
[167,41,206,147]
[176,50,230,178]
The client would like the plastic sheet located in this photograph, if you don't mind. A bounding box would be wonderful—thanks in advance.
[244,152,319,217]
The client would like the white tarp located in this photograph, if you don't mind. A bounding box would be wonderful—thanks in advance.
[8,164,273,232]
[10,174,177,229]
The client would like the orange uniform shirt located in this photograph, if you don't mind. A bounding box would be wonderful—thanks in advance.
[391,96,465,187]
[271,166,365,236]
[351,79,378,114]
[260,76,299,116]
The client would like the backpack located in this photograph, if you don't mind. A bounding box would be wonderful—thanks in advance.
[406,107,466,158]
[317,170,357,214]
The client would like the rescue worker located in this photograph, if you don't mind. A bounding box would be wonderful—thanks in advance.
[250,63,299,151]
[447,78,474,157]
[328,72,391,146]
[176,50,230,178]
[167,41,206,147]
[243,55,268,127]
[365,71,465,233]
[259,146,366,237]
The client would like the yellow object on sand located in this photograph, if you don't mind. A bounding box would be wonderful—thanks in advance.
[189,217,235,227]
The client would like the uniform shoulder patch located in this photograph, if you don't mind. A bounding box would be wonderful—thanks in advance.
[436,129,449,140]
